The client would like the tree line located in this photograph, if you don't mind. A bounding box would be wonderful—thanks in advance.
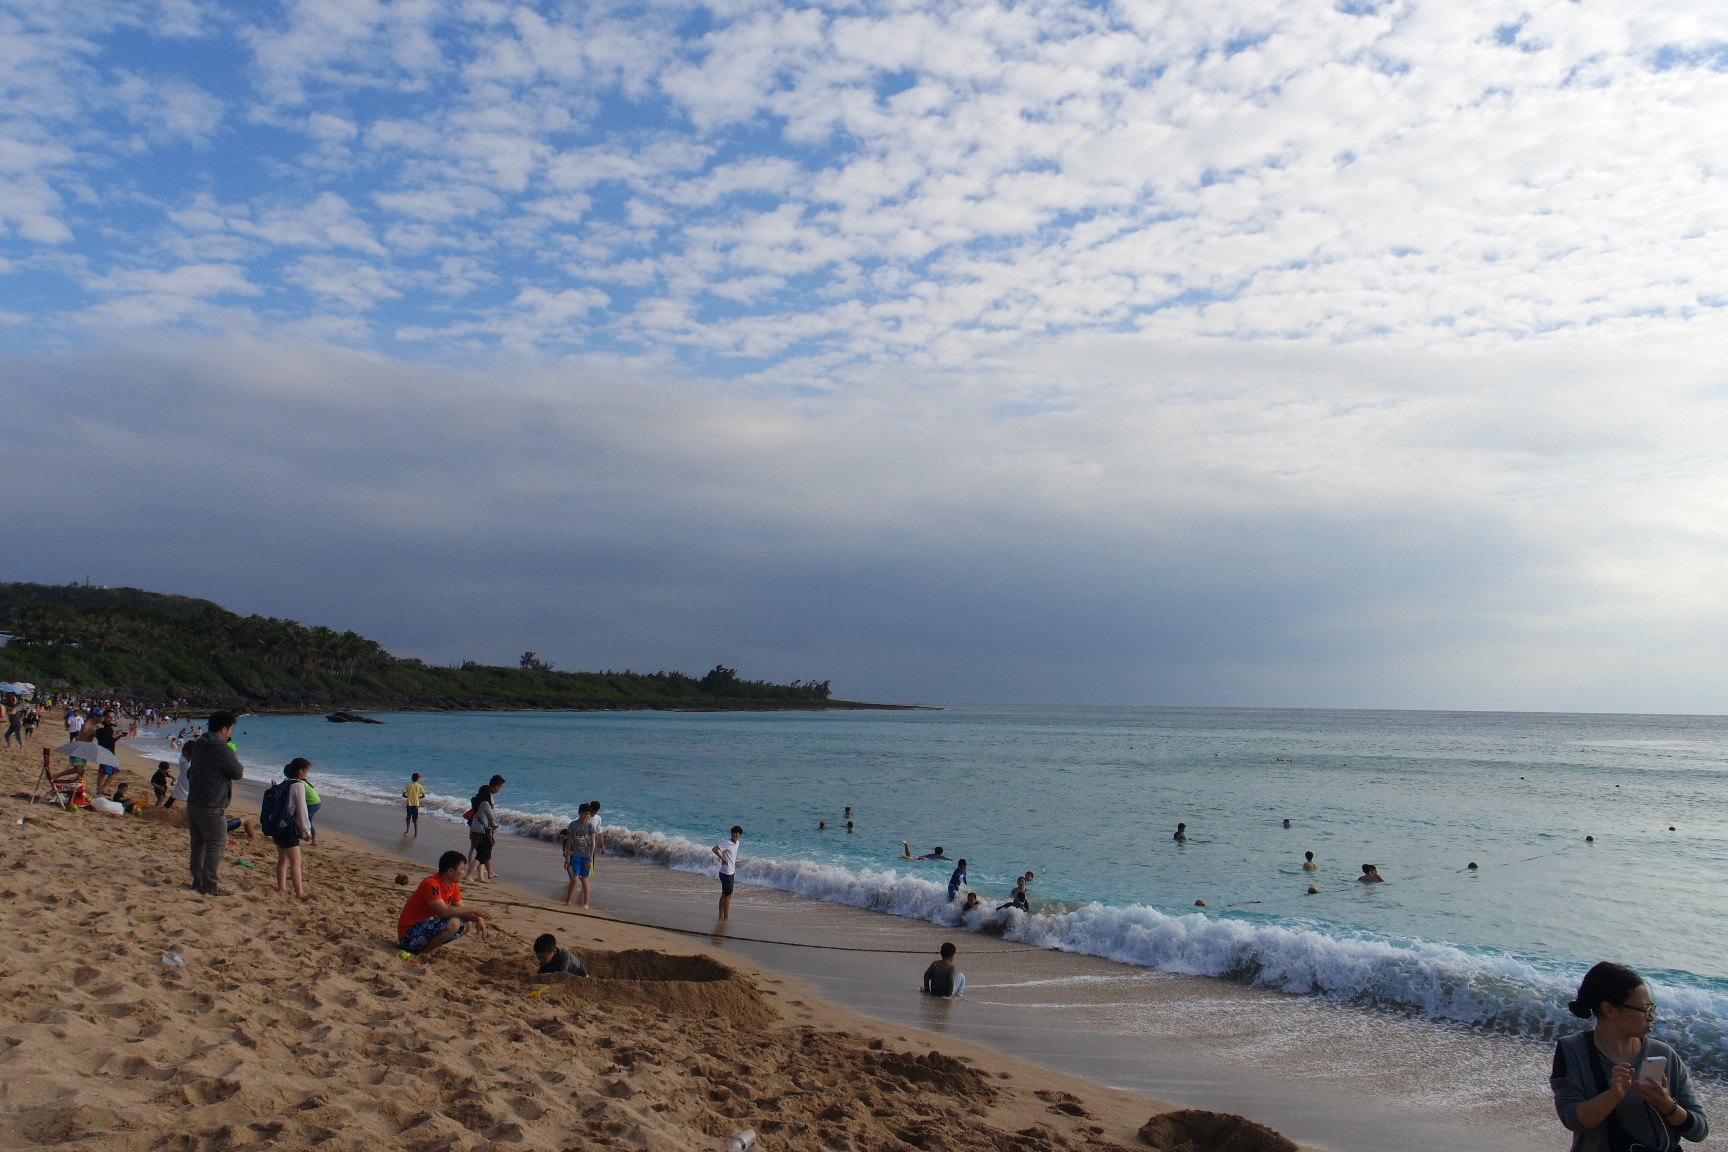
[0,582,833,708]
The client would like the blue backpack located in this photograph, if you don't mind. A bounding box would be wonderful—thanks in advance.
[260,780,293,836]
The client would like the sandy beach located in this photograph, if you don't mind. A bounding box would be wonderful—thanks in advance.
[0,724,1315,1152]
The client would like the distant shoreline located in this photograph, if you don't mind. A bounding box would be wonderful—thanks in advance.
[233,698,936,715]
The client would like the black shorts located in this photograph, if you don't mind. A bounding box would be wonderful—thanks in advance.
[474,834,495,864]
[719,872,735,896]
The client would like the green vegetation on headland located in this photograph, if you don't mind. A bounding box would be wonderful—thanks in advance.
[0,582,901,712]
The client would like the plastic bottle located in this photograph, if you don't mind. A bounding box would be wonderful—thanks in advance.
[162,952,185,969]
[728,1131,757,1151]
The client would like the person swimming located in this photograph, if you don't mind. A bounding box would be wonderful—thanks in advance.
[901,842,949,860]
[1173,823,1188,842]
[1358,864,1385,883]
[1302,851,1318,871]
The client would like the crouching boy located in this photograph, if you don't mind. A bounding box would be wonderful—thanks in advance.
[398,850,494,962]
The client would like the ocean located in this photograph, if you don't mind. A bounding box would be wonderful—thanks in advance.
[133,704,1728,1074]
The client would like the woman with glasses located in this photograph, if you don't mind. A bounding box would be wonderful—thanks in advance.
[1551,961,1708,1151]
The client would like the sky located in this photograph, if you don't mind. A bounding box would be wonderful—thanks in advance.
[3,0,1728,709]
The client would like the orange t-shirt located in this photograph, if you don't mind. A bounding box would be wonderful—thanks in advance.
[398,875,461,938]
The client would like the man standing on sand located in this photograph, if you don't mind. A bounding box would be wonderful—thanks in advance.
[713,825,743,919]
[402,772,425,836]
[184,711,244,896]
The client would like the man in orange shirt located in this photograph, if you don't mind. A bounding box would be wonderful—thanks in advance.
[398,850,494,960]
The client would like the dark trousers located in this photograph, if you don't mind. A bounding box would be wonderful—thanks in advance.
[187,805,227,890]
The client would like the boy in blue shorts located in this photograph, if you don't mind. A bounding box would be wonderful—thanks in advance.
[561,803,598,908]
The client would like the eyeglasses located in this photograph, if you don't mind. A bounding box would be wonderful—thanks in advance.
[1617,1001,1658,1018]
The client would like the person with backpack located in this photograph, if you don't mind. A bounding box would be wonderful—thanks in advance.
[465,779,502,883]
[263,758,314,899]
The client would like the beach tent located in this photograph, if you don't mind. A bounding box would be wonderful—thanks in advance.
[0,682,33,695]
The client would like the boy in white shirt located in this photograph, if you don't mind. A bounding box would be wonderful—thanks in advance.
[711,825,743,919]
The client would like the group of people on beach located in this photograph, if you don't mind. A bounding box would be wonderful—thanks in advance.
[16,697,1715,1151]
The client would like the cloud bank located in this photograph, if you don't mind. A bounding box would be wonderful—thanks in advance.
[2,0,1727,708]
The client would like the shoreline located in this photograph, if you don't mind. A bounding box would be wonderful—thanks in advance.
[0,722,1317,1152]
[109,728,1627,1152]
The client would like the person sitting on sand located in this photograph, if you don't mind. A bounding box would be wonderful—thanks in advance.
[399,850,493,962]
[151,762,175,806]
[534,933,589,976]
[996,872,1033,912]
[226,815,258,839]
[1358,864,1385,883]
[948,858,969,901]
[110,783,141,814]
[1303,851,1318,871]
[921,942,965,998]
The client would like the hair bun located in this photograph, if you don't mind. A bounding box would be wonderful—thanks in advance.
[1567,999,1593,1019]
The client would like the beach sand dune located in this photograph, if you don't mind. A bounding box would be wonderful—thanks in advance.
[0,730,1304,1152]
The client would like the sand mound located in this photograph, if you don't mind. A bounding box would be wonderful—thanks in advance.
[478,949,778,1029]
[1139,1109,1298,1152]
[138,805,187,828]
[581,947,736,982]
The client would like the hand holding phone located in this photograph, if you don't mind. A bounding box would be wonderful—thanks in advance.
[1639,1056,1667,1087]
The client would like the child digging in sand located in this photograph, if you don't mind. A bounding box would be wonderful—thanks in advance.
[534,933,589,976]
[398,850,494,962]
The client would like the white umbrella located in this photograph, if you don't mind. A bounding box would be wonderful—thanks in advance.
[54,741,120,768]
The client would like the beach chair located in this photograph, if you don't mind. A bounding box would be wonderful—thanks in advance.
[32,762,88,808]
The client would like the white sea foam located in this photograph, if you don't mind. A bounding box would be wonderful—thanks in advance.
[590,822,1728,1071]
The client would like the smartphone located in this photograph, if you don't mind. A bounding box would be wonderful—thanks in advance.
[1639,1056,1666,1086]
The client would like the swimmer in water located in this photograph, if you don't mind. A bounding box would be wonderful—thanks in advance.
[818,821,827,829]
[1282,818,1291,828]
[1302,851,1318,871]
[1358,864,1385,883]
[961,891,981,913]
[1173,823,1188,842]
[902,842,948,860]
[995,872,1033,912]
[846,820,854,833]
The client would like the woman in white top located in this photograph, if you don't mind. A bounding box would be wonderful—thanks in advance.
[272,758,314,899]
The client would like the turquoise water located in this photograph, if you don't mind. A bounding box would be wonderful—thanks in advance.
[138,705,1728,1070]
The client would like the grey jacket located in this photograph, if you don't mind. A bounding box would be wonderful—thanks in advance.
[1552,1031,1708,1152]
[184,732,244,809]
